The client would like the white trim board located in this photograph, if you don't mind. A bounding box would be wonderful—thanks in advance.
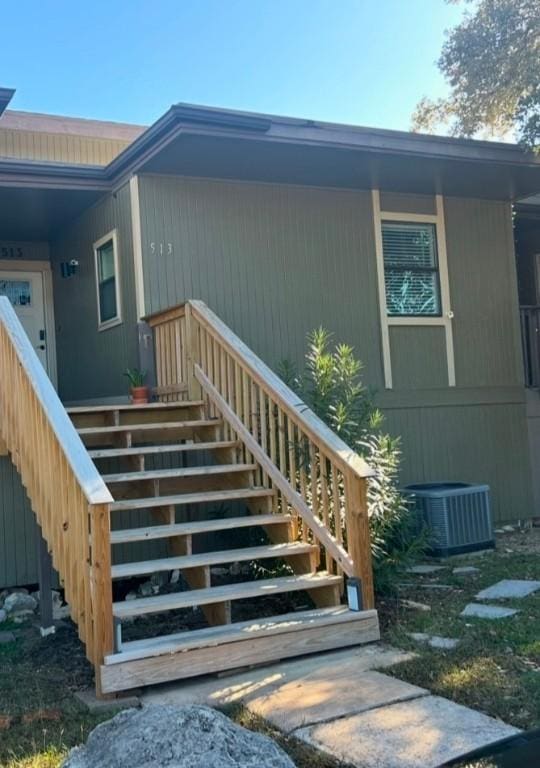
[372,190,456,388]
[129,175,146,319]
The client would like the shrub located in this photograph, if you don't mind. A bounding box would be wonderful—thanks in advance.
[280,328,425,594]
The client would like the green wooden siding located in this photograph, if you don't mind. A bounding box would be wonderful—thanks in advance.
[137,174,533,524]
[50,183,138,402]
[0,129,131,166]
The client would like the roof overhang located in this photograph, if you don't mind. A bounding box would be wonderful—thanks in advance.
[2,102,540,240]
[0,87,15,118]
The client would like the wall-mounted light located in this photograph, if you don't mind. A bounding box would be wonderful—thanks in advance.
[60,259,79,278]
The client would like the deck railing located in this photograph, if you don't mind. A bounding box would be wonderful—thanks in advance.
[147,300,375,608]
[520,306,540,389]
[0,297,114,690]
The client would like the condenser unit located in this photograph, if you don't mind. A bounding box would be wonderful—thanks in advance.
[403,482,494,557]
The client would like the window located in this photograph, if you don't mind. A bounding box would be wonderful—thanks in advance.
[94,231,121,329]
[382,221,441,317]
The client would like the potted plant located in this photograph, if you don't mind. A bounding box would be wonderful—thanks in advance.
[124,367,150,404]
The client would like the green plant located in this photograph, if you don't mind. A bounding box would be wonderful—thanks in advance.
[123,367,147,388]
[280,328,426,593]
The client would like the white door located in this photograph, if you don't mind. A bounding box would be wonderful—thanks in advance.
[0,271,48,371]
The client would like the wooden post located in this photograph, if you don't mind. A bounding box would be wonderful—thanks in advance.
[90,503,114,698]
[345,475,375,609]
[185,303,202,401]
[37,524,55,636]
[0,436,7,456]
[137,321,157,391]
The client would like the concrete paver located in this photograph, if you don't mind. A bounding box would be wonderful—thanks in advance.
[476,579,540,600]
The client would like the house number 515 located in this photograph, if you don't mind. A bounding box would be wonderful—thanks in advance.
[150,242,173,256]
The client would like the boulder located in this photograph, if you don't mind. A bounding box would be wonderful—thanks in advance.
[3,593,37,614]
[62,705,295,768]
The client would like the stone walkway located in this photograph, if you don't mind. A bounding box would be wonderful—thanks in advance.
[142,643,519,767]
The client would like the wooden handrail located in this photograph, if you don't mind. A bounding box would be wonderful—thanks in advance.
[0,297,114,686]
[148,299,375,608]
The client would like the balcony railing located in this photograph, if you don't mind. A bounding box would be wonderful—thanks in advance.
[520,306,540,389]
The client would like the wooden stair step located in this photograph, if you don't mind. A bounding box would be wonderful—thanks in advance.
[104,606,376,664]
[77,419,220,436]
[103,463,256,484]
[110,487,274,512]
[88,440,239,459]
[111,542,318,579]
[66,401,205,414]
[110,513,292,544]
[113,573,343,619]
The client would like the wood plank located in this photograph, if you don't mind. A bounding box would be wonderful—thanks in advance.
[110,513,292,544]
[113,573,343,618]
[88,440,240,459]
[110,487,274,512]
[111,542,318,579]
[99,610,380,692]
[66,401,205,414]
[103,463,256,484]
[105,606,377,663]
[77,419,220,436]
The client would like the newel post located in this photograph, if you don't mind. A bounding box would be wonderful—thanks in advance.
[345,474,375,609]
[90,503,114,698]
[185,303,202,401]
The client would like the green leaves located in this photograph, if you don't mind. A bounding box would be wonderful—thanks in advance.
[412,0,540,151]
[280,329,426,594]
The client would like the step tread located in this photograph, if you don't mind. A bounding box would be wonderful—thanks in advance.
[78,419,220,435]
[104,606,374,664]
[110,513,292,544]
[113,573,343,618]
[103,463,256,484]
[110,487,274,511]
[67,401,205,414]
[89,440,239,459]
[111,542,318,579]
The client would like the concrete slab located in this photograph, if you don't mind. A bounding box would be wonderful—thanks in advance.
[245,671,427,733]
[74,689,141,712]
[142,644,416,709]
[460,603,518,619]
[407,565,446,574]
[409,633,459,650]
[452,566,480,575]
[295,695,520,768]
[476,579,540,600]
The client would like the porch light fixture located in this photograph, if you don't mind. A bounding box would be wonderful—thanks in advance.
[346,578,363,611]
[60,259,79,278]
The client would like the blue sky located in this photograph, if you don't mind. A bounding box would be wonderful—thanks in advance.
[1,0,463,130]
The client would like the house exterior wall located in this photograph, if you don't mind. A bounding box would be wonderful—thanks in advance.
[0,129,132,165]
[137,173,534,524]
[50,182,139,402]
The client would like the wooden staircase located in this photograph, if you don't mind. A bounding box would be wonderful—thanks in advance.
[69,400,378,694]
[0,296,379,697]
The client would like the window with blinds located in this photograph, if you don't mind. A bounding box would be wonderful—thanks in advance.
[382,221,442,317]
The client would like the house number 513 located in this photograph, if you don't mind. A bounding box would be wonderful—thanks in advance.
[150,242,173,256]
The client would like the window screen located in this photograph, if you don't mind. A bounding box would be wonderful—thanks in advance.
[382,221,441,317]
[95,237,119,326]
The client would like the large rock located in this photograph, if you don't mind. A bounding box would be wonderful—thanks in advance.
[3,593,37,614]
[62,705,295,768]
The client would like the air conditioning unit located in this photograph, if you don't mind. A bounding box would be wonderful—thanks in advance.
[403,482,494,557]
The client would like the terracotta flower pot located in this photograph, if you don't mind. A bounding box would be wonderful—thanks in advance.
[130,386,150,405]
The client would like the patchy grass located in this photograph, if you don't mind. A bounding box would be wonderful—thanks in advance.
[222,703,355,768]
[379,528,540,730]
[0,622,123,768]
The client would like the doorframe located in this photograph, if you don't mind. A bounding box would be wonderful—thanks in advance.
[0,260,58,387]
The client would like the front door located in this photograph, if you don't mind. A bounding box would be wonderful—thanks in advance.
[0,271,48,370]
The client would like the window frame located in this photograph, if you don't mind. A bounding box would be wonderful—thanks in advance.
[381,219,443,319]
[93,229,122,332]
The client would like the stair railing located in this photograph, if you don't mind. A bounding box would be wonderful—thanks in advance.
[147,300,375,608]
[0,297,114,689]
